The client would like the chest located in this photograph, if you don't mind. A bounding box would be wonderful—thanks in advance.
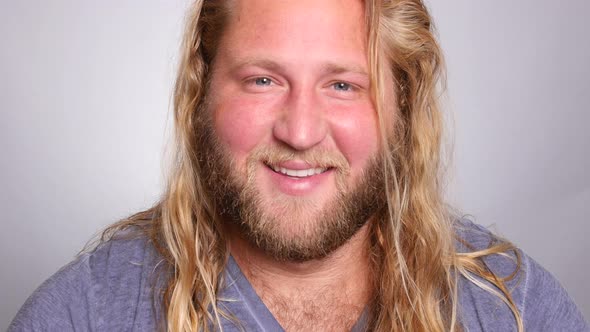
[262,291,366,331]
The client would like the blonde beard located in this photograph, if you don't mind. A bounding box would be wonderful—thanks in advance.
[198,113,386,262]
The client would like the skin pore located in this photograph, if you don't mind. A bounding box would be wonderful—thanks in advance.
[201,0,396,330]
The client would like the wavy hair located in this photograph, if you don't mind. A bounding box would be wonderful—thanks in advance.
[101,1,524,331]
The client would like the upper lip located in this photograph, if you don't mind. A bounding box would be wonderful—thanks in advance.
[272,160,323,170]
[264,160,332,177]
[268,164,329,177]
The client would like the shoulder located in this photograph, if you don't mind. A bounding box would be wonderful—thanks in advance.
[455,219,588,331]
[8,253,93,331]
[8,228,168,332]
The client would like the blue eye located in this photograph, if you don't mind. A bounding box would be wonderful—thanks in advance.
[255,77,272,86]
[333,82,352,91]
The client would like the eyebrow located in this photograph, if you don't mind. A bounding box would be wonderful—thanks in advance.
[320,62,369,77]
[229,57,369,78]
[230,58,283,73]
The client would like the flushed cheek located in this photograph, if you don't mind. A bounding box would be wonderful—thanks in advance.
[329,105,380,170]
[212,97,277,165]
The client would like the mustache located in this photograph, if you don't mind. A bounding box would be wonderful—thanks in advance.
[247,145,350,174]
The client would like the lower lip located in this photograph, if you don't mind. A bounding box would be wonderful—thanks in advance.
[264,164,333,196]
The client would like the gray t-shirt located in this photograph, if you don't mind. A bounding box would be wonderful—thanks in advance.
[8,221,589,331]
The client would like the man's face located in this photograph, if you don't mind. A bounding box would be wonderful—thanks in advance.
[203,0,392,261]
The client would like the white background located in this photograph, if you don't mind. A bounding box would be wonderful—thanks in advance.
[1,0,588,328]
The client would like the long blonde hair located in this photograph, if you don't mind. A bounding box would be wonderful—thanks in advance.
[102,1,524,331]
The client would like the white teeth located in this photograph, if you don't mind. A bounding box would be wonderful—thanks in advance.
[270,165,327,177]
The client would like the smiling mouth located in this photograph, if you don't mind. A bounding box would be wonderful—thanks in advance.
[266,163,330,178]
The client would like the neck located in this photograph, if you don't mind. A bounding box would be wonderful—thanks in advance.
[228,223,374,329]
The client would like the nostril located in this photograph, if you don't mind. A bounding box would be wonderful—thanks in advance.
[273,131,327,151]
[272,109,327,151]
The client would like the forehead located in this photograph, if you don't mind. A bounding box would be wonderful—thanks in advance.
[217,0,368,70]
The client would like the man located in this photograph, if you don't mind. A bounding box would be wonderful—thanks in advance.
[9,0,588,331]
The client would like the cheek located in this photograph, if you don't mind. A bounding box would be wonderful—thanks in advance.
[212,96,276,163]
[329,104,380,169]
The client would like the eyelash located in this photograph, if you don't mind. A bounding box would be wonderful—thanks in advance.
[253,77,272,86]
[244,77,359,95]
[331,82,355,92]
[244,76,274,87]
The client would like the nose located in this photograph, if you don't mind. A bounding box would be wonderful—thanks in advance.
[272,88,327,151]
